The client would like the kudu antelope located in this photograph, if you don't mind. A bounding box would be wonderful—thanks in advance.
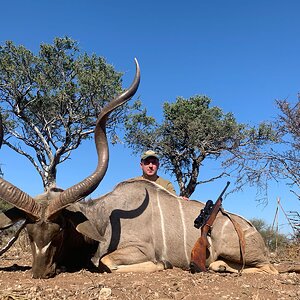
[0,59,278,278]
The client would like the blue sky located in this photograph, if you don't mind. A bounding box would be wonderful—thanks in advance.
[1,0,299,235]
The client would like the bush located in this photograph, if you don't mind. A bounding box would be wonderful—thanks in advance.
[250,218,290,252]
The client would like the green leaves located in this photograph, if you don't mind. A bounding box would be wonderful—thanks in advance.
[0,37,128,190]
[125,95,276,197]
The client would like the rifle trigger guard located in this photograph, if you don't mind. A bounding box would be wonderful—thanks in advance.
[204,223,213,236]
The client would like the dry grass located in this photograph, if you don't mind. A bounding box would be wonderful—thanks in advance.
[274,241,300,263]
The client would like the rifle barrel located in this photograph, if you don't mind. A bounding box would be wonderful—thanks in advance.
[217,181,230,201]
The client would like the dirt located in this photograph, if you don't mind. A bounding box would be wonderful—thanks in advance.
[0,239,299,300]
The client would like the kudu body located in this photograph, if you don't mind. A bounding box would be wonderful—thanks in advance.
[74,179,277,274]
[0,59,277,278]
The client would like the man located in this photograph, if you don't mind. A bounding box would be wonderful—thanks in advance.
[136,150,177,195]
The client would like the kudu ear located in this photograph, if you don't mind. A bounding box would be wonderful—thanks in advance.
[64,205,107,242]
[76,220,106,242]
[0,207,27,230]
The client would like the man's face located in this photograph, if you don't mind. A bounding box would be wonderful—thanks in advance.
[140,157,159,177]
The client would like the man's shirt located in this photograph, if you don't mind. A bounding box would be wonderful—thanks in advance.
[134,176,176,195]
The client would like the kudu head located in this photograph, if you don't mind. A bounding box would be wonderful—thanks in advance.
[0,59,140,278]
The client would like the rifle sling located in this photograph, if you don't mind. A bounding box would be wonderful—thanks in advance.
[220,208,246,273]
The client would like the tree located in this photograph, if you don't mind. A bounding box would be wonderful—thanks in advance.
[265,97,300,200]
[124,95,275,197]
[0,37,134,191]
[231,95,300,203]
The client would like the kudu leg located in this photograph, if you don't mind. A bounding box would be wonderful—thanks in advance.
[209,260,278,274]
[99,246,167,273]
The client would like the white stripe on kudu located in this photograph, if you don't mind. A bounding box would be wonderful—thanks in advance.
[178,199,189,264]
[221,218,230,235]
[156,190,167,259]
[34,241,51,255]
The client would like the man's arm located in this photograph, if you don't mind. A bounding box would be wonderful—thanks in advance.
[166,181,177,195]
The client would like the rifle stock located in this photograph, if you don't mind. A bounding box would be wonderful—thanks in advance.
[190,226,210,272]
[190,181,230,273]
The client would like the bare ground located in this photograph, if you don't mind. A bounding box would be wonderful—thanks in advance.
[0,237,299,300]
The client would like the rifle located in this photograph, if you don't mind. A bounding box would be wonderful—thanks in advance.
[190,181,230,273]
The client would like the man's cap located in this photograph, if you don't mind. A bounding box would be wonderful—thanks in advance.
[141,150,159,160]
